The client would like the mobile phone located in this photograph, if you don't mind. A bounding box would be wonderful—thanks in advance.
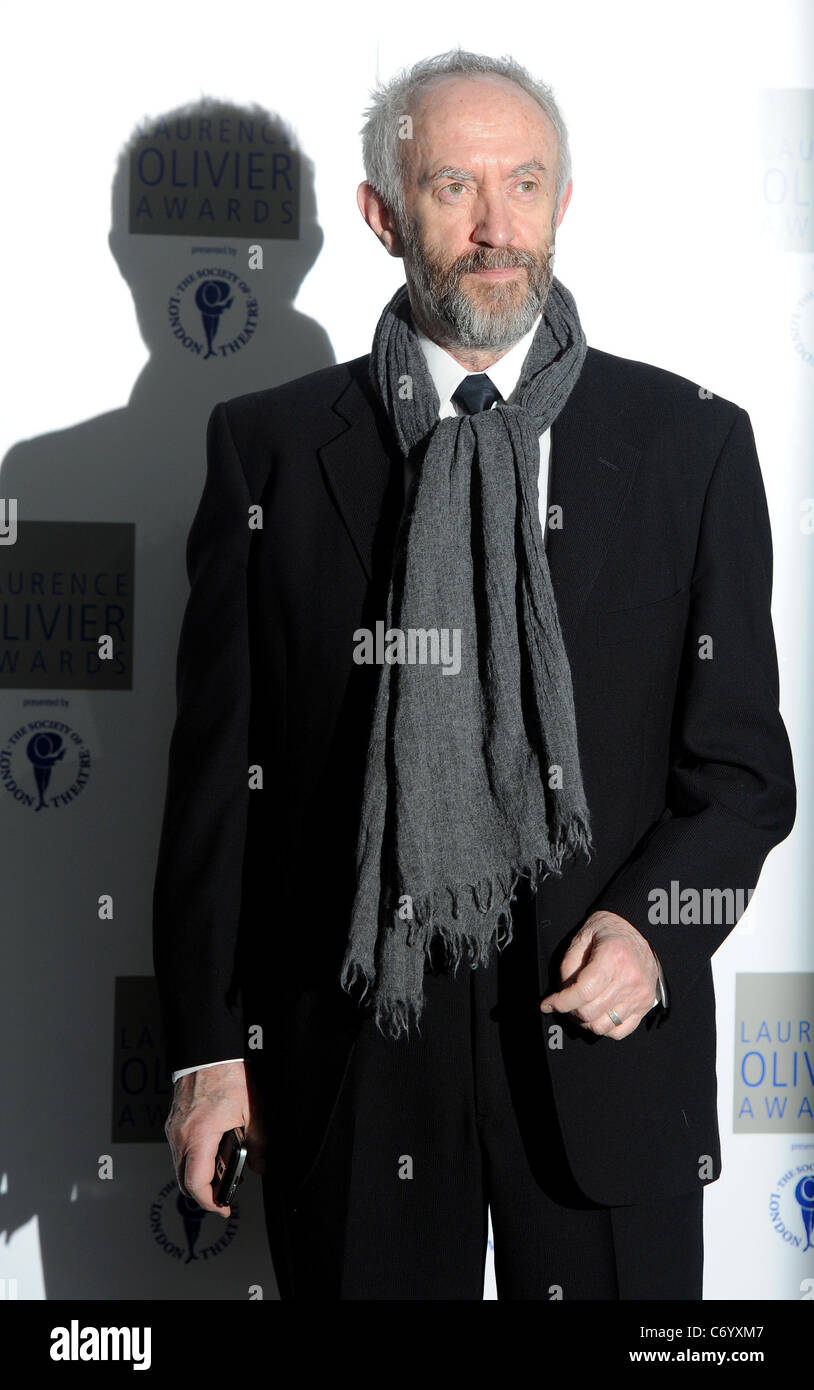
[211,1126,247,1207]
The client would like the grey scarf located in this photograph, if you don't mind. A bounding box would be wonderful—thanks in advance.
[340,275,592,1038]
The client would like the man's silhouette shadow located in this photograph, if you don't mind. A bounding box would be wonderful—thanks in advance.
[0,98,333,1299]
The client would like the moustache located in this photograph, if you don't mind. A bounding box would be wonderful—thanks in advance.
[450,248,538,277]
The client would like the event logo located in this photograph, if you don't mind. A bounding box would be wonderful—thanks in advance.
[149,1180,240,1263]
[759,89,814,253]
[0,719,90,812]
[168,267,258,360]
[111,976,170,1143]
[734,974,814,1133]
[129,110,300,238]
[0,521,135,691]
[768,1161,814,1252]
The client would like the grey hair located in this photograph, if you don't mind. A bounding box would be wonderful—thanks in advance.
[361,49,571,231]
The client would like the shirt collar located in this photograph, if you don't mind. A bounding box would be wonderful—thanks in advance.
[416,313,542,413]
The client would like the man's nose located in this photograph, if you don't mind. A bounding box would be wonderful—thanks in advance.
[471,191,516,247]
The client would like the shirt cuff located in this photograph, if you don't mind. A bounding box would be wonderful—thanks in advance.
[171,1058,244,1084]
[651,954,669,1011]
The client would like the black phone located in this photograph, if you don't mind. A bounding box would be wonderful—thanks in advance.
[212,1126,247,1207]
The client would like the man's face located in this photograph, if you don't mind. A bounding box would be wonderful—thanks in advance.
[397,74,567,351]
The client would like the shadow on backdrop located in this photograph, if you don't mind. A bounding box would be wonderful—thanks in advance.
[0,97,334,1299]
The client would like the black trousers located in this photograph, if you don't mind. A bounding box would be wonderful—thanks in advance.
[266,902,703,1300]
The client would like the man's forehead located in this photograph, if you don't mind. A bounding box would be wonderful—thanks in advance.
[407,74,557,171]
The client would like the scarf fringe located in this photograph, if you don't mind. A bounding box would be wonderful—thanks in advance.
[340,813,592,1040]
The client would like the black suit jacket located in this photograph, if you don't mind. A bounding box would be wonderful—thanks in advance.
[153,345,796,1214]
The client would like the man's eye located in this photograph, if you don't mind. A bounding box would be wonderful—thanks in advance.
[517,181,537,193]
[444,183,465,195]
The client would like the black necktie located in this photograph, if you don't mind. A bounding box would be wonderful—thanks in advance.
[452,373,502,415]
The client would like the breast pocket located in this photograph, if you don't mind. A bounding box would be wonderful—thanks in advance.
[595,586,689,647]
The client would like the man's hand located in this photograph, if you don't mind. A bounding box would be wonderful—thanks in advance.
[164,1061,266,1217]
[540,910,659,1040]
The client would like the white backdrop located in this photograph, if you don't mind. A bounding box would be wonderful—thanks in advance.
[0,0,811,1301]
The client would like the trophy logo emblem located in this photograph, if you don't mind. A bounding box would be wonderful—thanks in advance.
[195,279,234,360]
[167,264,258,362]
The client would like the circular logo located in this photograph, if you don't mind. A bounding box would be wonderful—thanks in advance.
[167,267,258,360]
[790,289,814,366]
[149,1180,240,1263]
[0,720,91,812]
[768,1161,814,1251]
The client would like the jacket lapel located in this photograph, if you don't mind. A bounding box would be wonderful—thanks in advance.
[317,363,402,583]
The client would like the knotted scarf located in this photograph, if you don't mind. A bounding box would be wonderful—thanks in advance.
[340,275,592,1037]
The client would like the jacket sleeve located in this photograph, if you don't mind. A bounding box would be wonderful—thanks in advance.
[591,406,796,1009]
[153,402,253,1074]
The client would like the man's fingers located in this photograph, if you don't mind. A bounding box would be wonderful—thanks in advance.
[581,982,658,1029]
[572,981,638,1026]
[541,960,610,1014]
[181,1143,229,1216]
[540,914,660,1040]
[543,936,655,1014]
[541,975,649,1040]
[543,977,651,1030]
[556,932,594,985]
[601,1012,642,1041]
[579,994,637,1035]
[541,982,582,1014]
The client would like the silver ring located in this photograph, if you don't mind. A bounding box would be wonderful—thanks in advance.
[608,1008,623,1027]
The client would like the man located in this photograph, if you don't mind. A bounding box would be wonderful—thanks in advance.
[153,50,796,1300]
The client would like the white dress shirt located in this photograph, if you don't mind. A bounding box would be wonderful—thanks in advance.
[409,316,552,529]
[172,318,665,1084]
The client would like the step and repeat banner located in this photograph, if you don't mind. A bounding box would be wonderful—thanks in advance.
[0,1,811,1302]
[0,97,332,1301]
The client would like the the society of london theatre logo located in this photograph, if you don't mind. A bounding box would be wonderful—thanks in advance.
[0,719,90,812]
[768,1160,814,1252]
[167,266,258,361]
[150,1180,240,1264]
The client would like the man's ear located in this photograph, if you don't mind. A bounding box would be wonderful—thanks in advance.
[357,181,405,257]
[554,178,573,231]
